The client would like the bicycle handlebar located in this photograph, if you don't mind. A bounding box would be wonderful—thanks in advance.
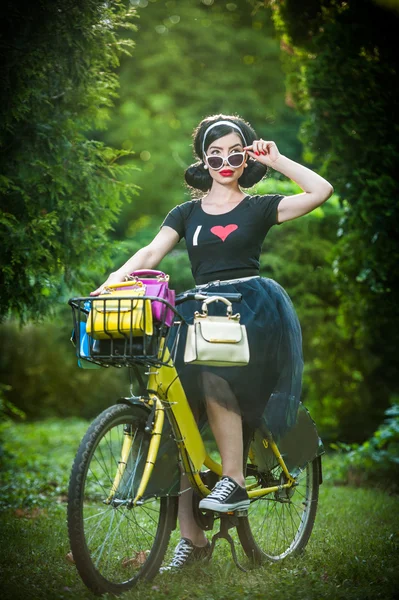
[175,291,242,305]
[68,291,242,319]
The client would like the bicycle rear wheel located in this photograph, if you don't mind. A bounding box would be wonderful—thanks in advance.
[68,403,177,596]
[237,449,320,562]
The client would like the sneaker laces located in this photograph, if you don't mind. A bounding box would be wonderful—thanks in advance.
[207,477,236,501]
[167,538,194,568]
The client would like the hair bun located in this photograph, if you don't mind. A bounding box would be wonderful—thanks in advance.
[238,160,268,188]
[184,161,212,192]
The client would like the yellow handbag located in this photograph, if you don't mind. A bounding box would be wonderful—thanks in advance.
[86,281,153,340]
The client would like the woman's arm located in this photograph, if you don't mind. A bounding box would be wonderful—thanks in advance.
[90,226,179,296]
[244,140,334,224]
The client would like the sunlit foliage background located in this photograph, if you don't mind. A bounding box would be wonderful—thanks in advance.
[1,0,398,450]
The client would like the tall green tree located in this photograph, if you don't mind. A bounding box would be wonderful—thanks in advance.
[0,0,138,320]
[261,0,399,418]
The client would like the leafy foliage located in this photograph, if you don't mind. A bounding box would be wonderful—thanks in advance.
[0,382,25,423]
[255,179,379,441]
[1,177,376,441]
[263,0,399,428]
[327,403,399,490]
[99,0,303,237]
[0,0,139,320]
[0,316,130,421]
[1,0,393,446]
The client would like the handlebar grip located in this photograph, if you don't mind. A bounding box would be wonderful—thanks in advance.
[175,292,242,305]
[196,292,242,302]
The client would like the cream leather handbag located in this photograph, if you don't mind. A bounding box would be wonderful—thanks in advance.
[184,296,250,367]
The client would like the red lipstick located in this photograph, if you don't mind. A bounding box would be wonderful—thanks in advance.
[220,170,234,177]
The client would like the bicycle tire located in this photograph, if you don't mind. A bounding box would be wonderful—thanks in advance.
[237,442,320,563]
[67,403,177,596]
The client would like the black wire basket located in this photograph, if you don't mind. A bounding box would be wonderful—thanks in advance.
[69,295,180,368]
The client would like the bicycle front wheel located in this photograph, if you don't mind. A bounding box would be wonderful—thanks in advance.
[237,454,320,562]
[68,403,177,596]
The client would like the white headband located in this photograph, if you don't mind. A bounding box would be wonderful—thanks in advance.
[201,120,248,158]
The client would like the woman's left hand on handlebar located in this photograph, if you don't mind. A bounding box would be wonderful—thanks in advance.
[244,139,281,167]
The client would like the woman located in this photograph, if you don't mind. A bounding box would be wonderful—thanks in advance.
[91,114,333,570]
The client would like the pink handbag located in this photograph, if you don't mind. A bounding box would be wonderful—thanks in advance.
[126,270,175,327]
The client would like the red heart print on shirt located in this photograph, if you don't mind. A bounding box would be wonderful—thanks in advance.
[210,224,238,242]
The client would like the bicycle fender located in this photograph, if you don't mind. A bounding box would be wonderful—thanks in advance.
[116,396,151,414]
[317,455,323,485]
[116,396,181,499]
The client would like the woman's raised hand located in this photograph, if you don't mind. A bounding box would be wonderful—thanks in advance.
[243,139,281,167]
[90,272,127,296]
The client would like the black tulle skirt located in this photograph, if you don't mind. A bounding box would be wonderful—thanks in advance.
[169,276,304,441]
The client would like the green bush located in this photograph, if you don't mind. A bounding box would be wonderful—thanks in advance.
[0,316,131,421]
[326,403,399,490]
[268,0,399,436]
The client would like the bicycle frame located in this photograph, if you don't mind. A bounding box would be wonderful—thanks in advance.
[108,345,295,506]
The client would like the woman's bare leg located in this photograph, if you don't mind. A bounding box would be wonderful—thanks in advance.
[175,401,207,546]
[202,372,245,486]
[176,373,245,542]
[205,399,245,487]
[177,473,208,546]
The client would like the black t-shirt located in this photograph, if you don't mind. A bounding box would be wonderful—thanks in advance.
[161,194,284,285]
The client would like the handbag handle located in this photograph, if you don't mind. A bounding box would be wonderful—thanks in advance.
[127,269,168,280]
[200,295,233,316]
[103,281,144,292]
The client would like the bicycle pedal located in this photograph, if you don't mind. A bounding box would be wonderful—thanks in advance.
[223,508,248,517]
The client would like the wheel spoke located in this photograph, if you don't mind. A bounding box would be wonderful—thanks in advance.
[238,456,319,561]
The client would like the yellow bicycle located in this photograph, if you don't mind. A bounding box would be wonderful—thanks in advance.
[67,288,323,596]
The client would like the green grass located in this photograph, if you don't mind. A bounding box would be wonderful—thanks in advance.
[1,419,399,600]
